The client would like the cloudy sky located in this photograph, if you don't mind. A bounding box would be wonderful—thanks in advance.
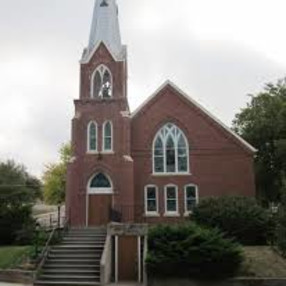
[0,0,286,178]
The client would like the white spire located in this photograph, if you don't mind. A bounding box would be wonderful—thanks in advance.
[82,0,125,61]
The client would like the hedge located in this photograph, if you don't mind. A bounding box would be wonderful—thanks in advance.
[192,196,273,245]
[146,223,243,279]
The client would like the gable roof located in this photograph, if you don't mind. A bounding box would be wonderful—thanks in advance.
[80,41,126,64]
[131,80,257,153]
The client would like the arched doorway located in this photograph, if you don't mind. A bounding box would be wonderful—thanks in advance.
[86,173,113,226]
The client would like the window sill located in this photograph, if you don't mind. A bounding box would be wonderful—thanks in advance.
[86,151,99,155]
[101,151,115,155]
[144,213,160,217]
[163,213,180,217]
[86,151,115,155]
[184,212,193,217]
[152,172,191,177]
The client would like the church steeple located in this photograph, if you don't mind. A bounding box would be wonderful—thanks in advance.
[82,0,126,62]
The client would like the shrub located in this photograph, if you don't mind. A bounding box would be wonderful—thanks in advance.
[146,223,243,279]
[0,160,41,245]
[192,196,273,245]
[277,185,286,255]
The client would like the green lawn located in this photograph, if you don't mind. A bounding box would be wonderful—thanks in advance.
[0,246,32,269]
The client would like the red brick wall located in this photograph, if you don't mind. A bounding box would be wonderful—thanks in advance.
[131,84,255,223]
[66,44,134,227]
[66,44,255,227]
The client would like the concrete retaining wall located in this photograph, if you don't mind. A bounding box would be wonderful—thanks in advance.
[0,270,34,284]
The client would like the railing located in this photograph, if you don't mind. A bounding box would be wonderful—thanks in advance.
[34,216,69,280]
[34,226,57,279]
[35,208,65,230]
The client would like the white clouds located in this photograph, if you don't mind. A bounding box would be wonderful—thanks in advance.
[0,0,286,177]
[182,0,286,66]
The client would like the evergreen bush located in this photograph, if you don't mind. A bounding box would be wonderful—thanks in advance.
[192,196,273,245]
[146,223,243,279]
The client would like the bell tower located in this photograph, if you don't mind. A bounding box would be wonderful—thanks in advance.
[66,0,134,227]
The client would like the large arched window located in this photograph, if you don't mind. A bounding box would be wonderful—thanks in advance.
[87,121,97,152]
[153,123,189,174]
[103,121,113,152]
[88,173,113,194]
[91,65,112,99]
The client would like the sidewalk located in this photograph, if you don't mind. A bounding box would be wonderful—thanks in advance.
[0,283,30,286]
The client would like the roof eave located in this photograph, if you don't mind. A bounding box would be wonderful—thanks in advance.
[131,80,257,154]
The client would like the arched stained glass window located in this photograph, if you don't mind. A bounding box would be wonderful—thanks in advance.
[88,173,113,194]
[103,121,113,151]
[91,65,113,99]
[87,121,97,152]
[154,137,164,173]
[153,123,189,174]
[90,173,111,188]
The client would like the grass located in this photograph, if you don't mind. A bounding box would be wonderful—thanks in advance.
[239,246,286,277]
[0,246,33,270]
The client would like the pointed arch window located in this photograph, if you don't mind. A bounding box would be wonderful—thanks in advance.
[91,65,113,99]
[103,121,113,152]
[87,121,98,152]
[88,173,113,194]
[153,123,189,174]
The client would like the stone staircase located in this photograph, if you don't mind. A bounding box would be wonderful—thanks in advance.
[34,227,106,286]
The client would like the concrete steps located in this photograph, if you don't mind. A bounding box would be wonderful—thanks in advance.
[34,227,106,286]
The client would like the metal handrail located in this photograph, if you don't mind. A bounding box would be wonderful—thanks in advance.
[34,226,57,279]
[34,216,69,279]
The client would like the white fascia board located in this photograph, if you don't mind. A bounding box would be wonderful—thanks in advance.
[131,80,257,153]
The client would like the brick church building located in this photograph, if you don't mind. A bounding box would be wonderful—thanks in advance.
[66,0,256,227]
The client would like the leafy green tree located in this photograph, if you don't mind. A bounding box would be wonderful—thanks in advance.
[233,78,286,203]
[43,143,72,205]
[0,160,41,244]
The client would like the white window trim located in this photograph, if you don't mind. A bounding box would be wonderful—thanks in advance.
[144,185,159,216]
[90,64,113,99]
[164,184,179,216]
[87,121,98,153]
[184,184,199,216]
[88,187,113,195]
[152,123,190,175]
[102,120,113,153]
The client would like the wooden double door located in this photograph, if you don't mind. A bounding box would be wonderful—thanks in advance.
[88,195,112,226]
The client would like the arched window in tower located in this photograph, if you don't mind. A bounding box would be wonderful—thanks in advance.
[87,121,97,152]
[93,71,101,98]
[103,121,113,152]
[91,65,113,99]
[153,123,189,174]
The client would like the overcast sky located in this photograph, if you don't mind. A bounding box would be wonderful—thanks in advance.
[0,0,286,178]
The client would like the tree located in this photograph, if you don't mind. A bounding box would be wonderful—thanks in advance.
[43,143,72,205]
[0,160,42,244]
[233,78,286,203]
